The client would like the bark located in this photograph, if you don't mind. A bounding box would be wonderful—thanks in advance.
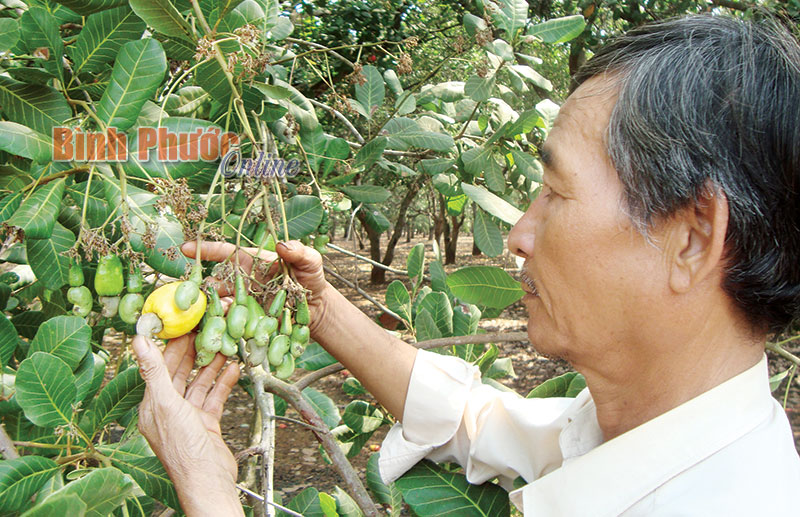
[356,210,382,281]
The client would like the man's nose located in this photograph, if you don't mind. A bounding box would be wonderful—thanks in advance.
[507,205,535,259]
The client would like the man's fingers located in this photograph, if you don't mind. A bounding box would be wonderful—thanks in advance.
[181,241,238,263]
[163,334,192,377]
[171,342,196,397]
[132,335,176,395]
[203,362,240,421]
[276,241,322,271]
[184,353,227,407]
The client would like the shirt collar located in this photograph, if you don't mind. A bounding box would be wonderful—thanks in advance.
[510,355,773,516]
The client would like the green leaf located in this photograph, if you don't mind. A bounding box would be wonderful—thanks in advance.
[527,372,582,398]
[0,122,52,163]
[504,109,542,138]
[0,18,20,53]
[414,309,441,342]
[129,0,195,42]
[283,487,325,517]
[66,181,110,228]
[250,82,291,101]
[461,145,496,179]
[7,179,66,239]
[48,0,127,15]
[111,455,180,510]
[429,260,449,294]
[83,366,145,432]
[385,280,412,323]
[0,192,24,223]
[383,69,403,95]
[395,92,416,116]
[406,243,425,284]
[342,401,383,434]
[396,460,510,516]
[483,162,505,193]
[353,136,387,170]
[21,492,87,517]
[0,315,17,369]
[463,13,488,37]
[473,209,503,257]
[361,205,391,233]
[566,373,586,397]
[420,158,455,175]
[69,7,146,75]
[527,15,585,44]
[53,467,135,517]
[296,342,338,371]
[15,352,77,428]
[20,7,64,80]
[29,316,90,371]
[464,74,496,102]
[509,65,552,91]
[452,303,481,337]
[485,357,515,379]
[0,456,61,514]
[96,38,168,132]
[447,266,523,309]
[302,388,340,429]
[340,185,391,204]
[26,223,76,291]
[509,149,542,182]
[460,182,523,225]
[355,65,385,120]
[332,486,362,517]
[366,453,402,511]
[418,291,453,336]
[384,118,454,152]
[342,377,367,396]
[0,77,70,136]
[12,312,47,340]
[74,352,107,403]
[489,0,528,38]
[284,195,324,239]
[319,492,338,517]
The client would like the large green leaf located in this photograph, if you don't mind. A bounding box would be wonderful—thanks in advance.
[509,65,552,91]
[69,7,146,76]
[28,316,90,371]
[0,77,70,136]
[414,309,441,341]
[460,182,523,225]
[447,266,523,309]
[26,223,76,291]
[296,342,337,371]
[0,456,60,514]
[195,59,231,106]
[15,352,77,428]
[527,372,586,398]
[361,205,391,233]
[96,39,167,132]
[332,486,362,517]
[0,192,23,223]
[509,149,542,182]
[342,401,383,434]
[0,122,52,163]
[20,7,64,80]
[83,366,145,432]
[66,180,111,228]
[21,492,87,517]
[464,74,495,102]
[395,460,510,517]
[49,0,127,15]
[355,65,385,120]
[473,209,503,257]
[418,291,453,337]
[366,453,403,513]
[129,0,195,42]
[489,0,528,38]
[463,13,488,37]
[340,185,391,204]
[101,440,180,511]
[385,280,412,323]
[283,487,325,517]
[74,352,107,404]
[51,467,135,517]
[353,136,387,170]
[406,243,425,284]
[301,388,340,429]
[284,195,324,239]
[0,18,20,53]
[527,15,585,43]
[384,118,454,152]
[6,179,66,239]
[0,315,17,369]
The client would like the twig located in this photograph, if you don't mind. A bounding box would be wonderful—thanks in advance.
[283,38,355,68]
[271,414,326,433]
[0,424,19,459]
[323,265,403,322]
[308,99,365,144]
[295,331,529,391]
[237,485,304,517]
[326,242,408,276]
[766,341,800,367]
[260,375,379,517]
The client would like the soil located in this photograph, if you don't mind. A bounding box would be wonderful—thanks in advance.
[215,235,800,506]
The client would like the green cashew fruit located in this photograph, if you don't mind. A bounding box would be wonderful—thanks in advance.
[291,325,310,345]
[280,307,292,336]
[268,289,286,317]
[119,293,145,324]
[220,332,238,357]
[68,286,92,317]
[244,296,265,339]
[127,266,143,293]
[275,353,295,380]
[268,334,290,366]
[94,254,124,296]
[68,262,84,287]
[226,304,248,339]
[246,339,267,366]
[254,315,278,347]
[313,234,330,254]
[174,280,200,311]
[295,296,310,325]
[195,349,216,367]
[290,340,305,358]
[99,296,120,318]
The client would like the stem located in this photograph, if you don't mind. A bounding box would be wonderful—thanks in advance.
[766,340,800,366]
[21,166,90,193]
[260,375,379,517]
[322,265,403,323]
[295,331,530,391]
[325,242,409,276]
[236,485,303,517]
[308,99,365,145]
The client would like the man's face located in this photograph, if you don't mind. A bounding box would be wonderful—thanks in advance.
[507,76,670,372]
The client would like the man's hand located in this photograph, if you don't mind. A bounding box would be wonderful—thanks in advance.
[132,333,244,516]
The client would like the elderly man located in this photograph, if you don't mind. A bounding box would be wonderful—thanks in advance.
[132,14,800,516]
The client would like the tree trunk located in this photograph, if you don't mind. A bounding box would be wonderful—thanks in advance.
[356,210,382,282]
[405,222,411,243]
[434,194,446,247]
[329,214,336,243]
[471,204,481,256]
[444,213,465,265]
[369,179,424,284]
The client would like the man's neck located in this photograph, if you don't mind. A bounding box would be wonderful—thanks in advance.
[579,320,764,442]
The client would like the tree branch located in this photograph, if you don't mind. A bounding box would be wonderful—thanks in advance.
[308,98,365,144]
[323,265,404,322]
[295,331,529,391]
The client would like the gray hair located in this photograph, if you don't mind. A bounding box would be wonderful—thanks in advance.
[573,15,800,334]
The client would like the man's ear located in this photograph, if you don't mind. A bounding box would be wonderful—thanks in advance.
[667,184,729,294]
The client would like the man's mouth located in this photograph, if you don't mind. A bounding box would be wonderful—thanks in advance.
[520,272,538,296]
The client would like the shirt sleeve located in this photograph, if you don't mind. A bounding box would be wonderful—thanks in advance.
[379,349,579,489]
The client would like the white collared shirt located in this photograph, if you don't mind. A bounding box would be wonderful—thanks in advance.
[379,350,800,515]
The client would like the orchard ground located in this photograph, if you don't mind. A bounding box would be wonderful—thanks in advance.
[208,236,800,504]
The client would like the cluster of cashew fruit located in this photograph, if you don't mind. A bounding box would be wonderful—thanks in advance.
[67,254,146,323]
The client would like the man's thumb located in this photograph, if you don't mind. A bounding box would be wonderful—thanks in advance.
[132,335,173,392]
